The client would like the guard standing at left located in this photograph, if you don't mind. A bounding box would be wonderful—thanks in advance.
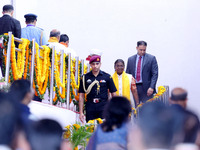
[21,13,47,46]
[79,55,117,123]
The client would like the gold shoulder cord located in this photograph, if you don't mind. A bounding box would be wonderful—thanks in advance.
[83,75,99,95]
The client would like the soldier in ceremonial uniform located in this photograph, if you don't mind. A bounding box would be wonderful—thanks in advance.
[79,55,117,123]
[21,13,47,46]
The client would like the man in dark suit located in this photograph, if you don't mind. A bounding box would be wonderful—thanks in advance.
[126,41,158,103]
[0,4,21,38]
[0,5,21,76]
[169,87,200,144]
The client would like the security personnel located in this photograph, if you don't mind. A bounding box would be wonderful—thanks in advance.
[79,55,117,123]
[21,13,47,46]
[22,13,47,102]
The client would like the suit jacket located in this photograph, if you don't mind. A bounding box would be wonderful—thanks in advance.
[0,14,21,38]
[126,53,158,92]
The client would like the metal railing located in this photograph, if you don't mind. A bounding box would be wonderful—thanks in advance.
[66,53,71,109]
[135,86,170,119]
[3,32,91,110]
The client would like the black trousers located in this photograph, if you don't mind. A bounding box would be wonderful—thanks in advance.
[136,83,153,103]
[85,101,107,122]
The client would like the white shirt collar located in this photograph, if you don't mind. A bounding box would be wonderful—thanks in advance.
[117,73,122,78]
[137,54,143,58]
[3,13,11,17]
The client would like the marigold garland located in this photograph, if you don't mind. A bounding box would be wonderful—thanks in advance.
[40,45,50,83]
[53,52,67,104]
[1,33,91,107]
[10,36,29,80]
[134,86,167,116]
[70,59,81,90]
[33,43,50,99]
[84,64,87,74]
[23,43,30,79]
[54,52,65,88]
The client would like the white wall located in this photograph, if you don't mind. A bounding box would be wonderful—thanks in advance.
[10,0,200,117]
[0,0,12,14]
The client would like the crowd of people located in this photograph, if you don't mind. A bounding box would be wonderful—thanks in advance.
[0,79,199,150]
[0,79,71,150]
[86,89,200,150]
[0,4,200,150]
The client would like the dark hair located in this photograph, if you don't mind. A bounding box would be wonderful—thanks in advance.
[137,41,147,47]
[25,18,36,23]
[0,92,19,145]
[102,96,131,132]
[50,30,60,37]
[3,5,14,12]
[28,119,63,150]
[138,102,175,148]
[9,79,31,102]
[59,34,69,42]
[114,59,125,66]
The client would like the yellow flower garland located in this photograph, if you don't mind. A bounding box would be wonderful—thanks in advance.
[135,86,167,114]
[70,59,80,89]
[54,52,66,100]
[84,64,87,74]
[54,52,65,88]
[2,34,95,105]
[35,43,41,84]
[40,45,50,83]
[23,43,30,79]
[34,43,50,96]
[10,36,29,80]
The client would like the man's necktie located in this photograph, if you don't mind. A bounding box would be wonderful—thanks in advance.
[136,56,142,82]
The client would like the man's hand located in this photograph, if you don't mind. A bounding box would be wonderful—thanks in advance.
[147,88,154,96]
[79,93,85,123]
[136,102,140,108]
[79,113,85,124]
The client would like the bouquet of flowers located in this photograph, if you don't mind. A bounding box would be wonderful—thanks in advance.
[63,118,103,150]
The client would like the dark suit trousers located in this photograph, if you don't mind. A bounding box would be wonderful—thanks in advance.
[136,83,153,102]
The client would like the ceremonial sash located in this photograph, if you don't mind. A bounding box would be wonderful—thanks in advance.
[83,75,100,95]
[48,37,59,43]
[112,71,130,100]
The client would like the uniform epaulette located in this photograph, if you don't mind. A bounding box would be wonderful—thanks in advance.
[36,27,44,31]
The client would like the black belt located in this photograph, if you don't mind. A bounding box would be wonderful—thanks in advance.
[136,83,143,85]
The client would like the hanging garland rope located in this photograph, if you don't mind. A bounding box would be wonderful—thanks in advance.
[54,52,65,88]
[23,43,31,79]
[40,46,51,83]
[53,52,67,104]
[70,59,81,90]
[9,35,29,80]
[33,43,51,99]
[0,34,89,106]
[132,86,167,116]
